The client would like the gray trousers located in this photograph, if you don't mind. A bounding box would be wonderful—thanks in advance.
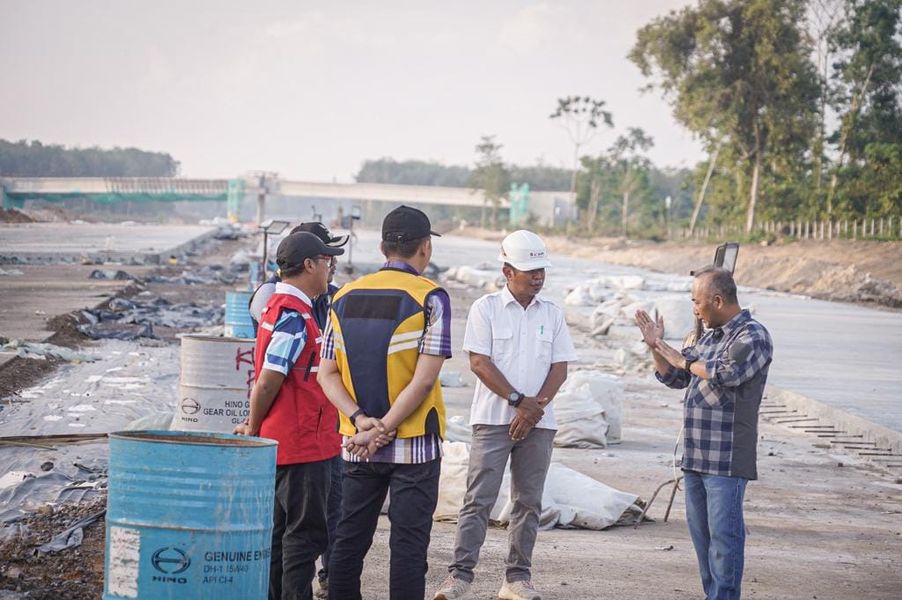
[448,424,555,583]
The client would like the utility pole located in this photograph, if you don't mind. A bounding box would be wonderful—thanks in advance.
[248,171,279,225]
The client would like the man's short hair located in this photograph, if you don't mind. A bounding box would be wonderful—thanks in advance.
[382,235,428,259]
[280,263,306,278]
[694,266,739,304]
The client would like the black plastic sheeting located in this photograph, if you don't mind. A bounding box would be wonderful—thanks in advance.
[77,294,224,340]
[35,509,106,555]
[147,264,248,286]
[0,464,107,525]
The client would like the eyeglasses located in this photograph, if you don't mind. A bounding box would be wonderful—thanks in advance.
[313,255,337,267]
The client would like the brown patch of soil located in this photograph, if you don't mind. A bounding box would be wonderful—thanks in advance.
[0,497,107,599]
[0,237,254,599]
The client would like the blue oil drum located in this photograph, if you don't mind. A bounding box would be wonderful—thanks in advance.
[103,430,276,599]
[224,291,255,338]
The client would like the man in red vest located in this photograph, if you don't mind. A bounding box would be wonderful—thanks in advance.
[235,231,344,600]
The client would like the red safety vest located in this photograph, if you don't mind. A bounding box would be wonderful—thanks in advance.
[255,290,340,465]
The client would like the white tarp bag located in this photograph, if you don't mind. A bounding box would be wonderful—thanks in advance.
[436,443,640,531]
[538,464,640,529]
[435,441,472,521]
[560,371,624,444]
[448,265,502,290]
[605,275,646,290]
[444,415,472,443]
[653,294,696,341]
[564,285,593,306]
[553,383,610,448]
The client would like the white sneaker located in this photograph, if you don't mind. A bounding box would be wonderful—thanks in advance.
[498,579,542,600]
[433,574,474,600]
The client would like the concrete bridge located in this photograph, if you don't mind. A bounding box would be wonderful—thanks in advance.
[1,176,575,226]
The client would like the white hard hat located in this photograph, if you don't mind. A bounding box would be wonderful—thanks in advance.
[498,230,552,271]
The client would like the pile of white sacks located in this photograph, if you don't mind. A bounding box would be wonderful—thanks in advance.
[445,265,504,290]
[444,370,623,449]
[435,442,642,530]
[435,371,642,530]
[564,274,695,342]
[561,275,696,372]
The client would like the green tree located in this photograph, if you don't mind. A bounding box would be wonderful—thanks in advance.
[470,135,511,229]
[827,0,902,219]
[609,129,655,237]
[575,154,617,234]
[355,158,471,187]
[0,139,179,177]
[575,128,658,237]
[549,96,614,197]
[630,0,820,233]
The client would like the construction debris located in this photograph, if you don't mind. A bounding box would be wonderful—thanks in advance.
[77,292,223,340]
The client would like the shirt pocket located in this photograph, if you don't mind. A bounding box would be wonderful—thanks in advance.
[491,324,514,362]
[535,326,553,363]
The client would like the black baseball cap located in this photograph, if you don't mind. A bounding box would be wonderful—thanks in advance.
[291,222,350,247]
[276,231,344,270]
[381,205,441,242]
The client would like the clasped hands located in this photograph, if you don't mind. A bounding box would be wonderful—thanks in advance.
[344,415,397,459]
[509,396,547,442]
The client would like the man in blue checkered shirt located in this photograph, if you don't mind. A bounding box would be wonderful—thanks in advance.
[636,266,773,600]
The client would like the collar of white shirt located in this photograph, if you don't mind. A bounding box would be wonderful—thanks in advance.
[500,284,543,309]
[274,281,312,307]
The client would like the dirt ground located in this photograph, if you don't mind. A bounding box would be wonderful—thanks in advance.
[1,227,900,599]
[0,233,250,598]
[416,282,902,600]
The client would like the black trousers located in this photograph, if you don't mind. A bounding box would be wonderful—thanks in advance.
[270,459,331,600]
[318,455,344,582]
[327,459,441,600]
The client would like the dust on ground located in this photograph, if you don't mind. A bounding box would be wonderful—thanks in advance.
[456,227,902,309]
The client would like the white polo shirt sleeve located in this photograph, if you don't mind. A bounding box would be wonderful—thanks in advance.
[550,304,578,363]
[462,296,494,357]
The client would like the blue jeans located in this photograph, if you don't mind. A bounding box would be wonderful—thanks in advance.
[683,470,748,600]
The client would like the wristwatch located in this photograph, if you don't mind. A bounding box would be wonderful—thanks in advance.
[349,408,367,428]
[684,357,697,371]
[507,391,525,408]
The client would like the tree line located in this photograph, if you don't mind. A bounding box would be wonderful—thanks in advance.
[360,0,899,238]
[355,157,573,192]
[0,139,180,178]
[630,0,901,233]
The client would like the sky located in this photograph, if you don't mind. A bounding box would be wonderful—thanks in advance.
[0,0,703,182]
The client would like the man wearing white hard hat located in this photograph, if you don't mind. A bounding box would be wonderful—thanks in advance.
[434,230,577,600]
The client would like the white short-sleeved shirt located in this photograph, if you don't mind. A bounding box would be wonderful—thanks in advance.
[463,285,578,430]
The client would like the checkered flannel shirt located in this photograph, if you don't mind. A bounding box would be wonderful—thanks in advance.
[657,309,773,480]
